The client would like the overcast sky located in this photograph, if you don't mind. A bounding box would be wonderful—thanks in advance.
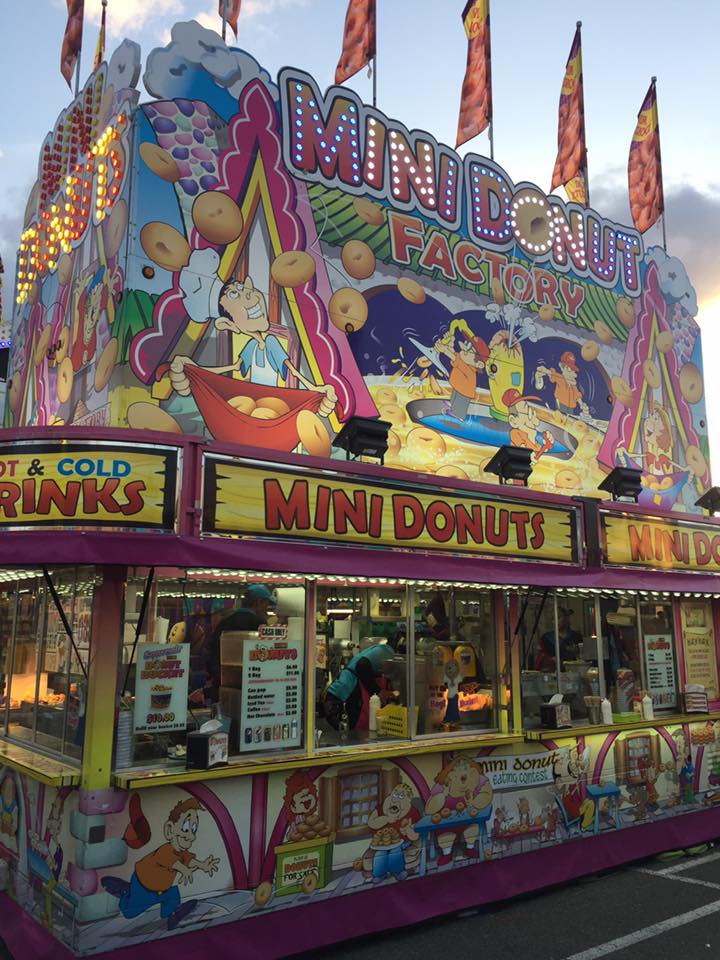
[1,0,719,461]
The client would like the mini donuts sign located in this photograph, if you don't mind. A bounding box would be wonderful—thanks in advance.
[603,513,720,573]
[203,457,578,563]
[0,442,178,530]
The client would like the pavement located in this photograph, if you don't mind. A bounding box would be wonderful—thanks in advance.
[305,845,720,960]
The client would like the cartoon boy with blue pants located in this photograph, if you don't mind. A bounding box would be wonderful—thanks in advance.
[103,798,219,930]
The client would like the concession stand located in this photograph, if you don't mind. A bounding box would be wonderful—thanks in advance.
[2,21,719,960]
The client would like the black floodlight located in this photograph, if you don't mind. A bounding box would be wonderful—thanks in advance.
[485,445,533,486]
[598,466,643,503]
[695,487,720,516]
[332,416,391,463]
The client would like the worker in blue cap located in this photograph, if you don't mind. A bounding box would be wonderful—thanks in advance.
[204,584,278,703]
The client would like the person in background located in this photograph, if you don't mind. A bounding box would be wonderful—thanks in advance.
[205,584,277,703]
[323,636,400,733]
[535,607,582,672]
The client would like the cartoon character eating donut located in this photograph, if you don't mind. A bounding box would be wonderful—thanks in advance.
[70,266,107,371]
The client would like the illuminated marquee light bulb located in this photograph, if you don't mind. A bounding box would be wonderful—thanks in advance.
[289,80,359,183]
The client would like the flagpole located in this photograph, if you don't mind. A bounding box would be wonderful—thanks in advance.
[652,75,668,252]
[576,20,590,208]
[372,58,377,108]
[488,1,494,160]
[222,0,228,40]
[74,39,82,97]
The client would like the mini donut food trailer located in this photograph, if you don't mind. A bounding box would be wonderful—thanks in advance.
[2,21,720,960]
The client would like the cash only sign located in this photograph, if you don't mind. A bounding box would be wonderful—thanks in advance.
[0,441,178,530]
[202,457,579,563]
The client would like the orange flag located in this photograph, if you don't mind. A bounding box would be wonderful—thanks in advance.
[456,0,492,148]
[628,79,664,234]
[551,25,587,205]
[61,0,84,88]
[219,0,242,38]
[335,0,376,85]
[93,0,107,72]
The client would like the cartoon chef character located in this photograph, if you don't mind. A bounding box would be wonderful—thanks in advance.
[170,248,336,415]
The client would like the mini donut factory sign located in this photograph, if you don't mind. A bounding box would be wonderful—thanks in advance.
[8,22,708,518]
[202,457,578,563]
[0,442,178,530]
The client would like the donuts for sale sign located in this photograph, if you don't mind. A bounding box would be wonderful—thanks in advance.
[0,442,178,530]
[203,457,578,563]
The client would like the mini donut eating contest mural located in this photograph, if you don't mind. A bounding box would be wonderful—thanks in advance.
[6,21,709,513]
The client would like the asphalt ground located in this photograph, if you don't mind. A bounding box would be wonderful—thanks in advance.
[305,845,720,960]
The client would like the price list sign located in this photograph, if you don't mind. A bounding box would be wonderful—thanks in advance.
[643,634,677,709]
[240,625,304,752]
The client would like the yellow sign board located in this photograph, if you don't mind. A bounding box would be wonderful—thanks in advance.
[0,442,178,530]
[603,513,720,573]
[203,459,577,563]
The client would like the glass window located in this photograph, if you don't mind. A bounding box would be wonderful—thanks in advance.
[120,569,307,767]
[315,582,408,748]
[600,594,644,713]
[0,567,95,761]
[415,587,497,735]
[521,591,598,727]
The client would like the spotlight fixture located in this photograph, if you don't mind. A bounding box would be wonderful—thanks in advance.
[598,466,643,503]
[332,416,391,464]
[695,487,720,516]
[485,445,533,486]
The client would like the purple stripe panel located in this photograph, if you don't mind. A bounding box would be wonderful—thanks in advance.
[184,782,247,890]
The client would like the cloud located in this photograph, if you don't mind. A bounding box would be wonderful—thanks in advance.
[590,170,720,308]
[84,0,185,38]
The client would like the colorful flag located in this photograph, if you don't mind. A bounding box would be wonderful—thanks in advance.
[93,0,107,72]
[61,0,84,88]
[456,0,492,148]
[551,25,587,205]
[335,0,376,85]
[219,0,242,38]
[628,80,664,234]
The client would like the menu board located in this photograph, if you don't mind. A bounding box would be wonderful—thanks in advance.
[643,634,677,709]
[240,625,304,753]
[134,643,190,733]
[681,603,718,698]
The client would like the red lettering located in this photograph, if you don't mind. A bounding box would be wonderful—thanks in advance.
[455,504,484,545]
[332,489,368,535]
[418,232,456,280]
[388,211,426,265]
[530,512,545,550]
[660,529,684,564]
[120,481,147,516]
[503,265,533,303]
[314,484,330,532]
[482,251,506,285]
[264,478,311,531]
[693,530,712,567]
[369,493,383,539]
[23,478,36,514]
[453,240,485,284]
[629,524,653,562]
[392,494,424,540]
[485,506,509,547]
[532,268,560,309]
[82,478,122,514]
[0,483,20,518]
[288,82,356,184]
[36,479,81,516]
[425,501,455,543]
[712,534,720,566]
[558,277,584,318]
[509,510,530,550]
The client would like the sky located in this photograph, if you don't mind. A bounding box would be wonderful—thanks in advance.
[1,0,719,464]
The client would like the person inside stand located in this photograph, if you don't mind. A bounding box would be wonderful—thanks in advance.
[323,636,400,734]
[535,607,582,672]
[205,584,277,703]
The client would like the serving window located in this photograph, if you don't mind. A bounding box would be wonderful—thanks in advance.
[0,567,95,762]
[118,568,307,769]
[520,590,682,728]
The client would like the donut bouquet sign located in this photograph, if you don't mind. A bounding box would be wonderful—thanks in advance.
[6,20,709,514]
